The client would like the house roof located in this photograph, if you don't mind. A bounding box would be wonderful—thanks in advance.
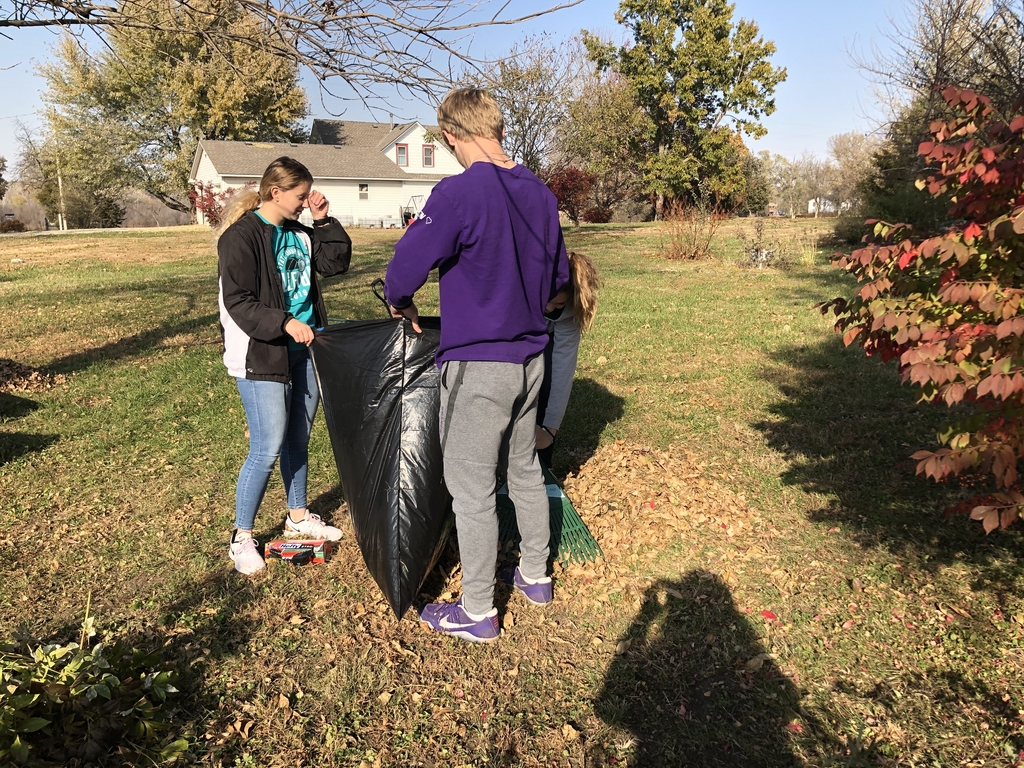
[310,118,443,150]
[193,139,449,182]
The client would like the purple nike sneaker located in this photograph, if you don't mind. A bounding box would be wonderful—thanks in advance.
[419,597,500,643]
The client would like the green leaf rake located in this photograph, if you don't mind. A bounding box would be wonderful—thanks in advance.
[496,465,603,565]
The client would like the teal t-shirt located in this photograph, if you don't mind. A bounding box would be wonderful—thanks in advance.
[255,211,315,350]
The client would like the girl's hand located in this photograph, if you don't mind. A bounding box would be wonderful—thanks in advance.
[308,190,330,219]
[545,288,569,314]
[535,425,556,450]
[285,318,315,346]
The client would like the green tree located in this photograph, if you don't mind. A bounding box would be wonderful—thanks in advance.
[0,157,7,201]
[17,122,126,228]
[738,150,770,215]
[584,0,785,217]
[560,73,651,216]
[37,0,307,213]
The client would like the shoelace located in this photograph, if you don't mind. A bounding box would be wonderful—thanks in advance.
[290,512,327,528]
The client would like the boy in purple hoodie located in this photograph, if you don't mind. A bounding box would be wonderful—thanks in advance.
[385,88,569,642]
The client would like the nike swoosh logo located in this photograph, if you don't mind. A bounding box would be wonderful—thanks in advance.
[438,616,483,630]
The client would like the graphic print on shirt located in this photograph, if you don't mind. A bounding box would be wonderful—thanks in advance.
[276,236,311,301]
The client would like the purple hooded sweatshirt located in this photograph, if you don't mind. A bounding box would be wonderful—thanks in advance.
[384,162,570,367]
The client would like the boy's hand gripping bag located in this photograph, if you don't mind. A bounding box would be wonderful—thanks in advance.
[310,317,451,619]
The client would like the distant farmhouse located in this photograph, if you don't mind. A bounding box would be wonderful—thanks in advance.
[190,119,461,227]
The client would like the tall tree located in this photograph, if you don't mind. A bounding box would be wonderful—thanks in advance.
[584,0,786,217]
[17,121,126,228]
[796,153,837,218]
[37,1,308,213]
[559,72,651,214]
[827,131,881,213]
[767,154,801,219]
[0,157,7,201]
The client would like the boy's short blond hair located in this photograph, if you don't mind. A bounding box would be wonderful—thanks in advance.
[437,88,504,143]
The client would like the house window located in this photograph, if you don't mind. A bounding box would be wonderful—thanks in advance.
[423,145,435,168]
[396,144,408,166]
[359,183,369,200]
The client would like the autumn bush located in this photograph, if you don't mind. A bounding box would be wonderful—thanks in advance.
[546,167,596,227]
[822,87,1024,532]
[661,199,722,260]
[187,182,237,228]
[582,206,613,224]
[0,219,27,234]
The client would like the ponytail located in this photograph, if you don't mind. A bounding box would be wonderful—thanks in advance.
[215,156,314,239]
[568,251,600,334]
[216,189,260,238]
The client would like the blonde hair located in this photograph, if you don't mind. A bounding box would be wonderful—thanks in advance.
[568,251,600,334]
[437,88,504,143]
[216,156,314,237]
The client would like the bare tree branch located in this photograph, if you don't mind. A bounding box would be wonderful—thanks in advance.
[1,0,583,101]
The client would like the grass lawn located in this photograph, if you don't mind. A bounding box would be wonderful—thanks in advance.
[2,219,1023,767]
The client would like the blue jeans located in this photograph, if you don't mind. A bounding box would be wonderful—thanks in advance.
[234,348,320,530]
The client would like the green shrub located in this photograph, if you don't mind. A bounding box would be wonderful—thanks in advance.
[832,215,869,245]
[0,611,186,765]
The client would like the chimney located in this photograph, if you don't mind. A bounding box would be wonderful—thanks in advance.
[390,113,394,130]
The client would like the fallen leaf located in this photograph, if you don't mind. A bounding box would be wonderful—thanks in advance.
[288,615,305,625]
[615,639,632,655]
[745,653,772,672]
[562,723,580,742]
[377,692,392,704]
[761,610,778,622]
[787,723,803,733]
[277,694,290,709]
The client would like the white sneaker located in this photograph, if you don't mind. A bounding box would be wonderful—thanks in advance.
[229,535,265,575]
[284,511,343,541]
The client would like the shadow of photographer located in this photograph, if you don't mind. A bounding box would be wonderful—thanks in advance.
[591,571,839,767]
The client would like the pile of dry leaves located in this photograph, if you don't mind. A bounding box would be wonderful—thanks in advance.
[563,441,764,568]
[0,358,66,393]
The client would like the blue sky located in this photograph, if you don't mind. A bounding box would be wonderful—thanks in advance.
[0,0,899,171]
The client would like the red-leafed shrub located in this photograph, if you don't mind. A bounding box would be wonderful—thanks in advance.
[188,182,237,228]
[546,167,596,227]
[582,206,613,224]
[822,86,1024,532]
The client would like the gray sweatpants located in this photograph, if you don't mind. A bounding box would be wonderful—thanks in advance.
[440,356,550,615]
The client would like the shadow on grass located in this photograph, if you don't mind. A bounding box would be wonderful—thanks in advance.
[592,572,857,767]
[0,432,59,466]
[0,391,41,420]
[47,312,219,376]
[755,337,1024,591]
[556,377,626,478]
[0,392,58,466]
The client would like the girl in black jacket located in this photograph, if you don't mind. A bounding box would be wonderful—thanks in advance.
[217,156,352,574]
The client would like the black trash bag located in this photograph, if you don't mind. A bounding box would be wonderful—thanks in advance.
[310,316,451,619]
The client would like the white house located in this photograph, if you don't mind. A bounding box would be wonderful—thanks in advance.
[190,119,461,227]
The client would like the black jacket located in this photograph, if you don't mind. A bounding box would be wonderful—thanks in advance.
[218,211,352,382]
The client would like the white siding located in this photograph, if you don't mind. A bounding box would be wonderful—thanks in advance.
[384,125,462,176]
[192,136,456,226]
[194,150,222,187]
